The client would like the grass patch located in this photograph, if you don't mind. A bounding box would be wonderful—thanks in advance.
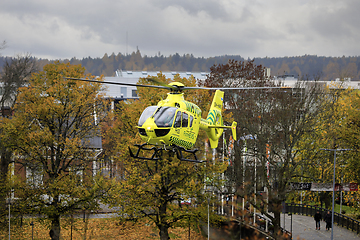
[0,217,206,240]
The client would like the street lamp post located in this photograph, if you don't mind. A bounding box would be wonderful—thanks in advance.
[254,158,256,225]
[339,165,345,214]
[6,198,13,240]
[8,199,10,240]
[207,197,210,240]
[320,148,350,240]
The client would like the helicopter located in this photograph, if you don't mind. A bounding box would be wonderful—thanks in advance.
[67,77,281,163]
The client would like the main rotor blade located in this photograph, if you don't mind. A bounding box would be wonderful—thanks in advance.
[183,86,290,90]
[144,77,178,90]
[65,77,171,89]
[66,77,289,91]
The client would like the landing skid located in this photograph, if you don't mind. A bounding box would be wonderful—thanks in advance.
[129,143,204,163]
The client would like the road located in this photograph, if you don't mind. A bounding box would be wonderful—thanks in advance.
[281,214,360,240]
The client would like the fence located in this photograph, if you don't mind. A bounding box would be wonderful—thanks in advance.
[286,203,360,234]
[221,206,291,239]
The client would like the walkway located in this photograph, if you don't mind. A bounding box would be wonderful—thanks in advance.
[281,214,360,240]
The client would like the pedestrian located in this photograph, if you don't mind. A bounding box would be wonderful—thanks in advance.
[324,211,332,231]
[314,211,322,230]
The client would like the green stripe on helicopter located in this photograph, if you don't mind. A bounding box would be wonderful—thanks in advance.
[169,136,194,149]
[184,101,201,117]
[206,110,216,124]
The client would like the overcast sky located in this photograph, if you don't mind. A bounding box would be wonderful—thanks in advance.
[1,0,360,60]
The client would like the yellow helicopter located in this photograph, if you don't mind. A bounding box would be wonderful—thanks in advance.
[67,77,278,163]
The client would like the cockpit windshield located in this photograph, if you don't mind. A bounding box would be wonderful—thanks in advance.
[138,106,158,126]
[154,107,177,127]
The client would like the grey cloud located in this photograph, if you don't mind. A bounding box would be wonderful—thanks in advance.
[1,0,360,59]
[310,1,360,38]
[152,0,227,19]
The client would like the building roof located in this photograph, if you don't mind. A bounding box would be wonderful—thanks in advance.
[115,69,208,79]
[102,70,209,99]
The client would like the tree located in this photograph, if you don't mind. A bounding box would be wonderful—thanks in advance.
[315,84,360,211]
[298,82,355,209]
[110,154,226,240]
[0,53,38,225]
[0,54,38,114]
[334,88,360,196]
[1,62,114,240]
[104,74,227,240]
[203,59,326,237]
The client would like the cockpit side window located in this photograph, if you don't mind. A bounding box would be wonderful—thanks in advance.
[189,115,193,127]
[154,107,177,127]
[174,111,181,128]
[138,106,157,126]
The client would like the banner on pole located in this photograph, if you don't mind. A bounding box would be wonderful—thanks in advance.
[310,183,358,192]
[289,182,358,191]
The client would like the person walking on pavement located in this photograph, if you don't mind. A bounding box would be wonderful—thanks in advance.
[314,211,322,230]
[324,211,332,231]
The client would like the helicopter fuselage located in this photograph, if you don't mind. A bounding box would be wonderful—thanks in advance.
[137,89,236,150]
[137,92,202,149]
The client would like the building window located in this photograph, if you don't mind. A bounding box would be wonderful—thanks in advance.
[132,90,138,97]
[121,87,127,98]
[26,165,43,188]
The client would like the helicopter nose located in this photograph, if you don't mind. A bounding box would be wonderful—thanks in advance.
[142,118,158,138]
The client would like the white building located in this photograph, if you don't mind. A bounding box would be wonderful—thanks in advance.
[275,74,360,89]
[102,70,208,99]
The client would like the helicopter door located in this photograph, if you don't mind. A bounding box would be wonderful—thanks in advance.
[173,111,196,149]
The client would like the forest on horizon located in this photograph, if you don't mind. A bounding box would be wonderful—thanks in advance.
[1,50,360,81]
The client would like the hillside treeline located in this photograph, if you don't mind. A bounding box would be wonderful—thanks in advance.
[1,50,360,80]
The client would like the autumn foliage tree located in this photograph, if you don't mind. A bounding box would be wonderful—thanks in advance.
[103,74,227,240]
[290,82,350,208]
[0,53,38,226]
[327,87,360,210]
[203,59,326,236]
[0,62,115,240]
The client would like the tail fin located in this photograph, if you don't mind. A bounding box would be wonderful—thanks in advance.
[230,121,237,141]
[206,90,224,149]
[206,90,224,123]
[205,90,237,149]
